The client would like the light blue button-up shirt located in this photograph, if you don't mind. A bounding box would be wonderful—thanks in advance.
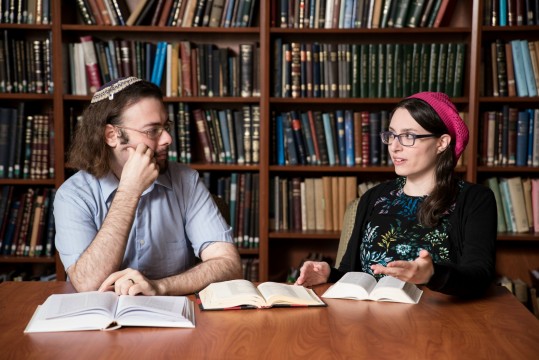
[54,162,233,280]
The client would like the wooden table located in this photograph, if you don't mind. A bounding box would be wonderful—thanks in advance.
[1,281,538,359]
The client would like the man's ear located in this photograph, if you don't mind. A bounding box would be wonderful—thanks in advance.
[104,124,117,147]
[437,134,451,154]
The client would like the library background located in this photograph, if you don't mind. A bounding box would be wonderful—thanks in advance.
[0,1,538,312]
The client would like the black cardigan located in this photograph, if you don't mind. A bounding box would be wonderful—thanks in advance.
[329,180,497,298]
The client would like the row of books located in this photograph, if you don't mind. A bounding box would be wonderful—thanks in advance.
[486,39,539,97]
[0,105,54,180]
[193,105,260,164]
[274,0,457,29]
[76,0,258,27]
[0,186,56,258]
[0,0,51,24]
[201,172,260,249]
[485,177,539,234]
[498,273,539,318]
[274,40,466,99]
[241,257,259,282]
[70,36,260,97]
[484,0,539,26]
[0,30,53,94]
[270,176,379,232]
[480,107,539,167]
[0,270,56,282]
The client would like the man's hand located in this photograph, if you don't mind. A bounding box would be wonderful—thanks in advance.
[118,144,159,196]
[98,268,161,296]
[370,249,435,284]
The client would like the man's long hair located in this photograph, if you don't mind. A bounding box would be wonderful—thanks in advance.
[68,81,163,178]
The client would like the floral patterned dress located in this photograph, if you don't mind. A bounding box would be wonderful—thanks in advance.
[360,177,459,279]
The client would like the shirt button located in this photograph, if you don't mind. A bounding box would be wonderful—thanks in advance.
[140,240,145,246]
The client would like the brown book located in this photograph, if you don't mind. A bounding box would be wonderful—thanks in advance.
[95,0,113,25]
[313,178,325,231]
[158,0,175,25]
[505,42,517,97]
[304,178,315,230]
[508,107,518,165]
[433,0,457,27]
[8,192,26,256]
[521,177,534,229]
[322,176,333,231]
[28,194,44,257]
[181,0,198,27]
[192,108,213,163]
[86,0,105,24]
[331,176,339,231]
[179,41,192,96]
[528,41,539,91]
[506,177,530,233]
[119,40,132,77]
[209,0,225,27]
[291,177,302,231]
[345,176,357,207]
[16,188,35,256]
[338,176,346,231]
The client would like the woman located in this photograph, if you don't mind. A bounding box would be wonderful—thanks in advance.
[295,92,497,298]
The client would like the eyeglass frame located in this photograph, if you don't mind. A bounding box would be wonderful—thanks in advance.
[114,120,173,140]
[379,131,439,147]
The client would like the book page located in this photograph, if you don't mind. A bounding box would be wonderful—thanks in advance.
[257,282,325,306]
[198,279,267,309]
[370,276,423,304]
[39,291,118,319]
[116,295,191,322]
[321,272,377,300]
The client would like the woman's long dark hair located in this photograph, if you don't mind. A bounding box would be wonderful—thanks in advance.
[68,80,163,178]
[392,97,459,227]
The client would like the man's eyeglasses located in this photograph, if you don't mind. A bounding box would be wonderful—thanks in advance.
[115,120,173,140]
[379,131,438,147]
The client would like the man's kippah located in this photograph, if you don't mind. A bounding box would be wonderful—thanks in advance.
[91,76,142,103]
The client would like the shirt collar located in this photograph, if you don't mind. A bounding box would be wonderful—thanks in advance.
[99,168,173,203]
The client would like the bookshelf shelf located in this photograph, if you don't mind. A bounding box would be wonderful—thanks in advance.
[0,256,55,264]
[2,1,538,286]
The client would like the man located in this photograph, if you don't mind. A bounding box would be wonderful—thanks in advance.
[54,77,242,295]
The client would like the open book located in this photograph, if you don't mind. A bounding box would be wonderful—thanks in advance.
[322,272,423,304]
[196,279,326,310]
[24,291,195,333]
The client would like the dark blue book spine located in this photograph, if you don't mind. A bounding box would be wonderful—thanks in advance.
[344,110,355,167]
[516,110,529,166]
[369,112,381,166]
[300,112,316,165]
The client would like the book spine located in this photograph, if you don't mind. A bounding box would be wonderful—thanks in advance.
[79,36,102,94]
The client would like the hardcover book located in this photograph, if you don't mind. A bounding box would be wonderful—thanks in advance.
[25,291,195,333]
[196,279,326,310]
[322,272,423,304]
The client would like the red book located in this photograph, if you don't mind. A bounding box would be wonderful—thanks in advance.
[192,109,213,163]
[360,111,370,166]
[433,0,457,28]
[79,36,102,94]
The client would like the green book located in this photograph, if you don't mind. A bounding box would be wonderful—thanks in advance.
[385,43,395,98]
[427,43,439,91]
[359,44,369,97]
[368,44,378,98]
[403,44,414,96]
[407,0,427,27]
[445,43,457,95]
[419,43,431,92]
[351,44,360,98]
[436,43,448,92]
[377,44,385,98]
[453,43,466,97]
[393,43,403,98]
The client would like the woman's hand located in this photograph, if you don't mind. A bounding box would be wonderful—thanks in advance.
[371,249,435,285]
[295,261,331,287]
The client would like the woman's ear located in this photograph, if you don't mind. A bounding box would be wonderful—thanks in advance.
[104,124,117,147]
[437,134,451,154]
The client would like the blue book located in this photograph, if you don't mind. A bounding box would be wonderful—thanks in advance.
[218,111,232,163]
[511,40,528,97]
[322,112,336,166]
[290,111,307,165]
[343,0,354,28]
[520,40,538,96]
[498,178,515,232]
[335,110,346,165]
[312,43,321,98]
[150,41,166,86]
[499,0,507,26]
[516,111,529,166]
[528,109,535,166]
[223,0,236,27]
[344,110,355,166]
[300,112,317,165]
[369,112,381,166]
[284,119,298,165]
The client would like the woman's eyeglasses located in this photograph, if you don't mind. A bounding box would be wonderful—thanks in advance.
[379,131,438,147]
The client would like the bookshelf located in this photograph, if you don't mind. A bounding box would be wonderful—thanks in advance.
[0,0,538,286]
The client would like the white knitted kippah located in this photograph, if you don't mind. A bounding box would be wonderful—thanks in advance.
[91,77,142,103]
